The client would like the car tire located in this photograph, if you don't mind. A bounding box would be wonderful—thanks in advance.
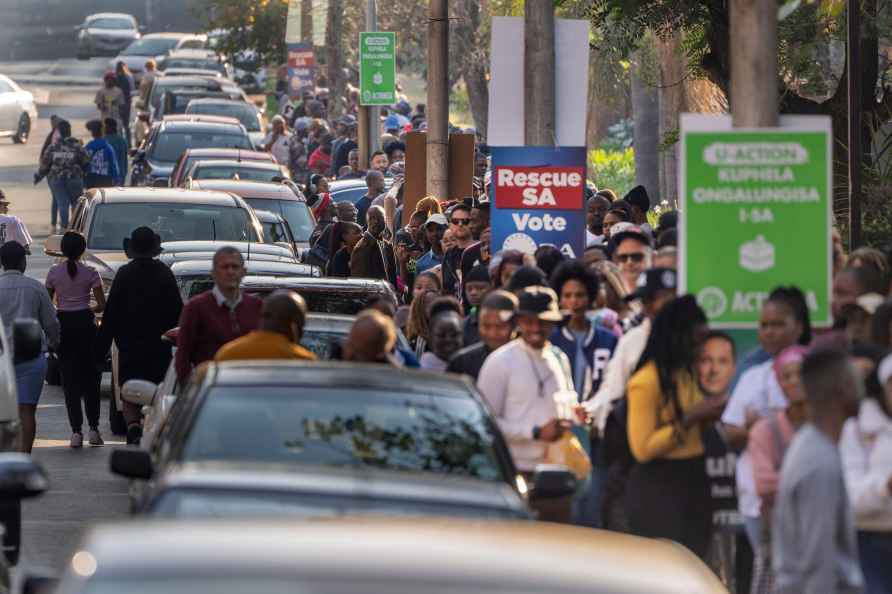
[11,114,29,144]
[0,501,21,566]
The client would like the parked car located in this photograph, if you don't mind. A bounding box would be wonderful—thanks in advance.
[206,29,266,93]
[158,49,233,79]
[131,119,253,186]
[159,240,299,266]
[142,75,243,121]
[0,74,37,144]
[187,180,314,254]
[75,13,141,59]
[0,318,51,565]
[255,209,296,252]
[112,33,207,83]
[112,362,554,511]
[329,177,393,204]
[157,90,243,120]
[44,518,728,594]
[239,277,398,315]
[185,97,265,146]
[168,148,276,188]
[162,68,223,79]
[180,159,290,186]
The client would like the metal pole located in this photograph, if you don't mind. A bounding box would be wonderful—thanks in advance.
[730,0,778,128]
[524,2,555,145]
[366,0,379,159]
[426,0,449,199]
[847,0,863,248]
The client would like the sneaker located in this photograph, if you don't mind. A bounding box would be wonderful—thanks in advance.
[70,432,83,448]
[126,424,142,446]
[88,429,104,446]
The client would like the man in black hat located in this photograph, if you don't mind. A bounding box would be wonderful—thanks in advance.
[623,185,652,232]
[477,286,576,474]
[96,227,183,443]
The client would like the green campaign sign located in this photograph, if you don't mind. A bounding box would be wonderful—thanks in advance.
[679,114,832,328]
[359,32,396,106]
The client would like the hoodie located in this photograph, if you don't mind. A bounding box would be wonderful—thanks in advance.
[841,398,892,532]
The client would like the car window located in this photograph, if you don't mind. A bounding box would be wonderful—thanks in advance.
[243,199,314,242]
[87,202,257,250]
[149,131,251,164]
[245,287,383,315]
[330,186,368,205]
[179,39,205,49]
[122,37,177,56]
[192,166,279,182]
[261,221,291,245]
[87,17,134,29]
[181,386,505,482]
[185,103,260,131]
[0,80,11,94]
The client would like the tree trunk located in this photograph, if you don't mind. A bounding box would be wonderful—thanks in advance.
[452,0,489,140]
[325,0,345,118]
[658,32,687,207]
[631,55,661,202]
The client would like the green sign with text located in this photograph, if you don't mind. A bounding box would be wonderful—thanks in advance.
[359,32,396,106]
[679,115,833,328]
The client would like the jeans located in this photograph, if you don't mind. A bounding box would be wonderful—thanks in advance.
[572,436,606,528]
[46,180,59,226]
[47,177,83,229]
[858,531,892,594]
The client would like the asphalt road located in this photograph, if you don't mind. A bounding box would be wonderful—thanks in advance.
[0,59,130,575]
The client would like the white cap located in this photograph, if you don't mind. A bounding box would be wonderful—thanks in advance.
[425,213,448,227]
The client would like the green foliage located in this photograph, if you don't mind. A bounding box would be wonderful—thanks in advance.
[589,148,636,197]
[197,0,289,66]
[601,119,634,151]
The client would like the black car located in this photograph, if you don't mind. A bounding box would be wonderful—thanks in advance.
[112,362,573,514]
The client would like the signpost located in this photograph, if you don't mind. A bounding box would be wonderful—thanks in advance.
[359,32,396,106]
[490,146,587,259]
[679,114,833,328]
[287,43,316,99]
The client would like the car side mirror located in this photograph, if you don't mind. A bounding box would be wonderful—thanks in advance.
[121,380,157,407]
[43,234,64,257]
[530,465,577,499]
[109,448,153,480]
[13,320,42,364]
[0,454,49,500]
[151,178,169,188]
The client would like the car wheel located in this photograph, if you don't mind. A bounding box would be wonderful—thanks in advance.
[11,114,29,144]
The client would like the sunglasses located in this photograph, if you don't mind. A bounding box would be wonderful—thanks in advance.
[616,253,646,263]
[451,218,471,226]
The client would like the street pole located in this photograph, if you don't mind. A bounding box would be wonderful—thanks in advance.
[847,0,862,248]
[427,0,449,200]
[358,0,378,171]
[524,1,555,146]
[730,0,778,128]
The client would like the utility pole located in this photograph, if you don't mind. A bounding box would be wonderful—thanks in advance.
[730,0,778,128]
[847,0,862,248]
[524,2,555,145]
[427,0,449,200]
[358,0,378,171]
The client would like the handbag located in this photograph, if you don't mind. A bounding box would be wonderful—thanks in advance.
[545,432,593,480]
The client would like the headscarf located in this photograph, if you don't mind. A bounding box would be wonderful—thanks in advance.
[312,192,332,220]
[773,345,809,380]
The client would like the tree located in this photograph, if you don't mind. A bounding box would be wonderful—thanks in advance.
[198,0,290,66]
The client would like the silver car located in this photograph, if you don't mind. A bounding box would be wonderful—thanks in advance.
[0,74,37,144]
[75,13,141,59]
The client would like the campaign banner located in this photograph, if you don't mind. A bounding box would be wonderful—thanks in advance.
[287,43,315,98]
[491,146,587,258]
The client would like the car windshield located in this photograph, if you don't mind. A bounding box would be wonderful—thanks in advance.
[87,202,256,250]
[88,17,134,29]
[151,488,521,520]
[150,131,251,164]
[122,37,177,56]
[193,165,280,182]
[246,287,385,315]
[243,199,314,243]
[186,103,260,130]
[330,186,368,205]
[181,386,504,482]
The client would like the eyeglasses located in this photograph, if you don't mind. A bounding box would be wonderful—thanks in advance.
[451,218,471,226]
[615,253,646,264]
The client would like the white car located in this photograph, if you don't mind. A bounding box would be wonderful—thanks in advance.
[75,13,142,60]
[0,74,37,144]
[111,33,208,84]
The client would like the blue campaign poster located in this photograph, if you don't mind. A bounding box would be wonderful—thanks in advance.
[490,146,587,258]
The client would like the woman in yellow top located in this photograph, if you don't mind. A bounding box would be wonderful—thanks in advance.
[625,295,727,561]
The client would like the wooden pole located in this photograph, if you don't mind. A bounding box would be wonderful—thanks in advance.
[730,0,778,128]
[426,0,449,199]
[524,1,555,145]
[847,0,863,248]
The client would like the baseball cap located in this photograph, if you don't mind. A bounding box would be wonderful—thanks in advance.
[624,267,678,302]
[424,213,448,227]
[516,286,563,322]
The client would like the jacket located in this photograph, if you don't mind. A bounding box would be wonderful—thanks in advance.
[350,232,397,287]
[446,342,490,381]
[550,323,618,401]
[840,398,892,531]
[39,137,89,181]
[85,138,120,179]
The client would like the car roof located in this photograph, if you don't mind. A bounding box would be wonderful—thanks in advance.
[189,180,302,200]
[159,241,294,260]
[181,148,273,161]
[86,187,242,206]
[153,76,224,88]
[159,462,529,513]
[165,49,219,59]
[240,276,393,293]
[162,114,242,126]
[189,160,281,171]
[159,120,245,133]
[170,260,313,277]
[75,519,725,592]
[187,98,254,109]
[142,32,202,40]
[164,69,222,78]
[87,12,136,20]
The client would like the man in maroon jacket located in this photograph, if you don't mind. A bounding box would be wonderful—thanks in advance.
[175,246,262,382]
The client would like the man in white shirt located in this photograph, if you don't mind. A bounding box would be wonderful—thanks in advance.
[477,286,575,473]
[0,192,32,254]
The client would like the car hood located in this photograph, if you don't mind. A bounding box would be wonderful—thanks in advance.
[83,250,130,277]
[87,28,139,39]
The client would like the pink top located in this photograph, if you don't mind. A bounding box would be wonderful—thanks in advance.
[749,410,796,508]
[46,262,100,312]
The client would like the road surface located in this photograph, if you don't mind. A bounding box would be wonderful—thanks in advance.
[0,59,130,574]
